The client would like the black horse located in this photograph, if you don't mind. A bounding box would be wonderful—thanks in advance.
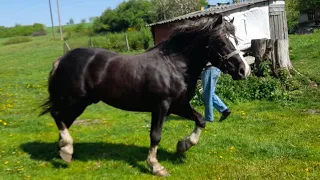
[41,13,250,176]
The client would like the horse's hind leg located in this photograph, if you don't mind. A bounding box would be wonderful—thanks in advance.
[172,103,206,155]
[147,100,171,177]
[51,101,88,163]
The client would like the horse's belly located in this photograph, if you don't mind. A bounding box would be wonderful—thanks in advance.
[101,96,152,112]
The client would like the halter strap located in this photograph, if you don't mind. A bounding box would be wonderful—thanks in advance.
[221,50,241,61]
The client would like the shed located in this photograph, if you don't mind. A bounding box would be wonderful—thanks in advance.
[148,0,288,51]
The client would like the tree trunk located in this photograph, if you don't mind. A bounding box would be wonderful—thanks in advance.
[251,39,293,77]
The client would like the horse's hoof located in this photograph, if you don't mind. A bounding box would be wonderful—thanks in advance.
[59,150,72,163]
[154,169,171,177]
[176,140,186,155]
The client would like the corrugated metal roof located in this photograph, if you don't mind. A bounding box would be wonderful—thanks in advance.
[147,0,268,27]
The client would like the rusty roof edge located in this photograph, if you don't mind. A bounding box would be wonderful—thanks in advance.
[147,0,269,27]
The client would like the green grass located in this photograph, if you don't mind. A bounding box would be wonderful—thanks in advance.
[289,32,320,84]
[0,34,319,179]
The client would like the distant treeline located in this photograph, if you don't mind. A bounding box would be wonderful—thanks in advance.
[0,23,46,38]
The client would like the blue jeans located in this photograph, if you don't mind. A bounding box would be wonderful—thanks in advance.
[201,66,228,122]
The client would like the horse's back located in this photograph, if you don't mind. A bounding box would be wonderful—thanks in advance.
[49,48,118,99]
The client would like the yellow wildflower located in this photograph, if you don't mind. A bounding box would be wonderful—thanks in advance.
[305,168,309,172]
[219,156,223,159]
[4,161,8,164]
[0,120,2,122]
[3,122,7,126]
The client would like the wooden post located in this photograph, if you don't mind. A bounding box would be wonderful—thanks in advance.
[56,0,64,40]
[89,37,93,47]
[48,0,56,39]
[125,34,130,51]
[251,39,292,77]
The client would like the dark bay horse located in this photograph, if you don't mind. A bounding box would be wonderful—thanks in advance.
[41,13,250,176]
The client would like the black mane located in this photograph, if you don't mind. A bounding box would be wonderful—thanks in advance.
[159,14,237,54]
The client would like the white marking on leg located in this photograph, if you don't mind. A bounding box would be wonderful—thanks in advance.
[189,126,202,145]
[177,126,202,154]
[147,145,170,176]
[59,128,73,155]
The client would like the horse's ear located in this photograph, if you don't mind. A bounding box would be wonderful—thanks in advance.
[217,14,223,24]
[230,17,235,24]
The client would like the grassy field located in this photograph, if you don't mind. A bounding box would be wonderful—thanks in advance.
[0,33,319,180]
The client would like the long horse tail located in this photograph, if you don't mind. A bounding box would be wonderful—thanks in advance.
[40,56,63,116]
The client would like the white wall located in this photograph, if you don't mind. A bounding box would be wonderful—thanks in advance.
[226,5,271,50]
[269,0,285,5]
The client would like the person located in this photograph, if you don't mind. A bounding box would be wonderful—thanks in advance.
[201,64,231,122]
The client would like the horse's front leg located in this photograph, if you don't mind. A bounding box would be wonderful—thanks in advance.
[147,100,171,177]
[173,103,206,155]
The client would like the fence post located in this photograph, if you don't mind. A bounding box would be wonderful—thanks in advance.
[89,37,93,47]
[125,34,130,51]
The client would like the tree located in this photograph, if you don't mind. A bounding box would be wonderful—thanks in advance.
[81,19,87,24]
[286,0,299,32]
[67,18,74,25]
[93,0,156,33]
[89,16,97,23]
[151,0,208,21]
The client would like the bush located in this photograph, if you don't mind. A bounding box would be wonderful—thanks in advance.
[0,23,45,38]
[91,28,153,52]
[191,71,306,106]
[3,36,32,45]
[63,24,94,39]
[31,31,47,36]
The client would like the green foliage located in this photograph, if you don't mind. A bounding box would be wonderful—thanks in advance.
[93,0,155,33]
[63,23,94,39]
[91,28,153,52]
[2,36,32,45]
[286,0,300,33]
[151,0,207,21]
[0,23,45,38]
[191,71,310,106]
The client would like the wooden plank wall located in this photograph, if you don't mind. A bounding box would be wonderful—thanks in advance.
[269,4,288,40]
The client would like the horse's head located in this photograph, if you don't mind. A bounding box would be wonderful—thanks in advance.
[164,13,250,80]
[206,14,250,80]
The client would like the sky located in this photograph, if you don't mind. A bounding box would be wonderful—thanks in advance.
[0,0,125,27]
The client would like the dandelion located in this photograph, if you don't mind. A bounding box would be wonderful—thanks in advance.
[305,168,309,172]
[17,161,20,164]
[229,146,236,153]
[26,176,31,179]
[18,166,24,171]
[3,122,7,126]
[219,156,223,159]
[241,111,246,116]
[4,161,8,164]
[0,120,2,122]
[9,134,13,137]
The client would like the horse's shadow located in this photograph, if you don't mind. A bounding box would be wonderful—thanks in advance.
[20,141,185,172]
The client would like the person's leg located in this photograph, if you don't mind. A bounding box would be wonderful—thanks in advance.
[210,69,228,113]
[202,67,214,122]
[210,69,231,122]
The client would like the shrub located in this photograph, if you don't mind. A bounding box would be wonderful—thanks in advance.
[31,30,47,36]
[190,71,306,106]
[3,36,32,45]
[0,23,45,38]
[91,28,153,52]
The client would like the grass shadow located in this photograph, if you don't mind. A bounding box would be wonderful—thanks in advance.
[20,141,184,173]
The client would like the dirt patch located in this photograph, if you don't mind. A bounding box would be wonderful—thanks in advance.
[310,81,318,88]
[73,119,103,126]
[305,109,320,115]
